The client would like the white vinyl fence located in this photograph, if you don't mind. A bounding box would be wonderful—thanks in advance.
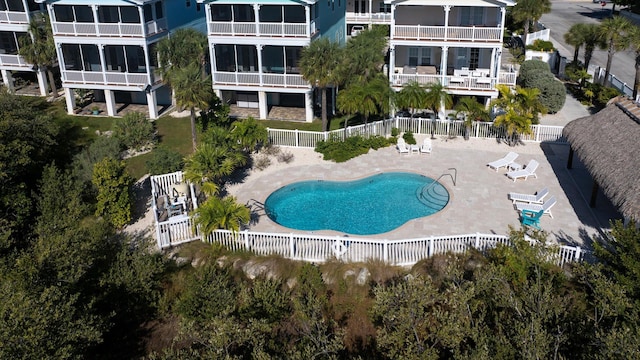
[267,117,566,149]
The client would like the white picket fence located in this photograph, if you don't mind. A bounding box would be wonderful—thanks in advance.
[267,117,566,148]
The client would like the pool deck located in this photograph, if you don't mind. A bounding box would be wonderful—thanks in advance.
[230,136,620,249]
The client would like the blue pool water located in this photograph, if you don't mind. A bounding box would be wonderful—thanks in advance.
[264,172,449,235]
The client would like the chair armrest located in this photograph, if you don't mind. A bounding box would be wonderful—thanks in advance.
[522,209,537,217]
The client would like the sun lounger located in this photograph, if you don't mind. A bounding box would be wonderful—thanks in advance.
[487,152,518,171]
[515,196,556,218]
[506,159,539,182]
[508,187,549,204]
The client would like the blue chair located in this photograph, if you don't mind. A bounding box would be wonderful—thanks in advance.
[521,209,544,229]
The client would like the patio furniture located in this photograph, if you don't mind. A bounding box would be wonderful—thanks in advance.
[506,159,539,181]
[487,152,519,171]
[521,209,544,229]
[397,138,410,154]
[420,138,432,154]
[516,196,557,218]
[509,187,549,204]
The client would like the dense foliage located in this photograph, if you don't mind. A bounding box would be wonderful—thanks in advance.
[517,60,566,114]
[112,111,155,151]
[315,135,391,162]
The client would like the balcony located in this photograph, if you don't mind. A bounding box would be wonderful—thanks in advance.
[346,12,391,24]
[0,11,28,24]
[393,25,502,43]
[0,53,31,68]
[213,71,309,88]
[391,71,515,90]
[51,18,168,38]
[62,69,154,88]
[207,21,314,38]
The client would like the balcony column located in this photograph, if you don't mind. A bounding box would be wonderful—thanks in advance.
[368,0,373,27]
[305,5,310,36]
[146,89,158,119]
[305,90,313,122]
[1,70,14,92]
[258,91,268,119]
[500,7,506,29]
[390,5,396,38]
[490,48,497,78]
[388,44,395,84]
[64,88,75,115]
[91,5,99,34]
[253,4,260,36]
[209,43,217,83]
[256,44,263,86]
[104,89,117,117]
[98,44,107,73]
[143,44,153,84]
[35,68,48,96]
[138,6,147,37]
[443,5,451,41]
[440,46,448,85]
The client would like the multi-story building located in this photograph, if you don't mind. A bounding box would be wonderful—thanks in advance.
[198,0,345,122]
[386,0,516,107]
[0,0,49,95]
[36,0,204,118]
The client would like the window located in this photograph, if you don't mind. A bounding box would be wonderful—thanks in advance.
[120,7,140,23]
[104,45,126,72]
[186,0,191,8]
[283,6,304,23]
[469,48,479,70]
[233,5,254,22]
[81,44,101,71]
[408,47,431,67]
[0,31,20,54]
[98,6,120,23]
[74,6,94,22]
[214,44,235,72]
[236,45,257,72]
[5,0,24,12]
[285,47,301,73]
[262,46,284,73]
[211,5,231,21]
[125,45,146,73]
[143,4,153,22]
[379,3,391,13]
[53,5,74,22]
[27,0,39,12]
[155,2,163,18]
[460,7,483,26]
[61,44,82,70]
[260,6,281,22]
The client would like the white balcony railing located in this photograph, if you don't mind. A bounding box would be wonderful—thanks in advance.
[498,72,517,85]
[62,69,150,88]
[213,71,309,88]
[391,73,500,91]
[0,54,31,68]
[346,12,392,24]
[208,21,311,37]
[393,25,502,42]
[52,19,167,37]
[0,11,28,24]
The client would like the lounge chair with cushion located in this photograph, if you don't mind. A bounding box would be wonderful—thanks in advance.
[515,196,556,218]
[397,138,410,154]
[487,152,518,171]
[508,187,549,204]
[506,159,539,181]
[521,209,544,229]
[420,138,432,154]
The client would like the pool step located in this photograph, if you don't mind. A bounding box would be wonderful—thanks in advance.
[416,182,449,210]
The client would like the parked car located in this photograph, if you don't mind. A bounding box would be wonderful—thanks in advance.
[395,110,411,118]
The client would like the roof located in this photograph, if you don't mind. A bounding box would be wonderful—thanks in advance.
[563,97,640,221]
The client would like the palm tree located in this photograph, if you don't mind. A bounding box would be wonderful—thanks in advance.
[183,143,247,194]
[599,16,632,87]
[582,24,606,70]
[395,81,427,119]
[340,26,388,85]
[193,196,250,235]
[157,28,208,78]
[511,0,552,46]
[171,64,214,152]
[337,76,392,130]
[564,23,586,64]
[516,86,547,124]
[424,82,452,139]
[490,85,539,146]
[299,38,342,131]
[18,14,57,98]
[454,97,490,140]
[230,117,268,153]
[627,26,640,99]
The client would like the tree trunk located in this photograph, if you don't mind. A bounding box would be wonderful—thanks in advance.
[573,46,580,64]
[522,19,531,48]
[46,67,58,98]
[604,46,614,86]
[584,47,594,70]
[634,55,640,100]
[321,87,328,132]
[190,107,197,152]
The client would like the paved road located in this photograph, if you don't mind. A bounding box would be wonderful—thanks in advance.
[540,0,636,87]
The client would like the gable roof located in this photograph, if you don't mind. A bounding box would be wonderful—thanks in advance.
[562,97,640,221]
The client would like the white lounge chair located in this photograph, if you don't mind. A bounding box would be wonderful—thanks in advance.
[516,196,557,218]
[487,152,519,171]
[509,187,549,204]
[397,138,410,154]
[506,159,539,182]
[420,138,432,154]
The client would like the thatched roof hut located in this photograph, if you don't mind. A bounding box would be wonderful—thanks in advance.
[563,97,640,222]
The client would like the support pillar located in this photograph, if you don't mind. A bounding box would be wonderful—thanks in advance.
[440,46,448,86]
[104,89,117,116]
[490,48,497,79]
[258,91,268,119]
[389,45,395,84]
[590,181,598,208]
[443,5,451,41]
[305,91,314,122]
[36,68,48,96]
[64,87,76,115]
[147,89,158,119]
[1,69,14,92]
[390,5,396,38]
[213,88,222,99]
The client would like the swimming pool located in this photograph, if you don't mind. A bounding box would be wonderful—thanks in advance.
[264,172,449,235]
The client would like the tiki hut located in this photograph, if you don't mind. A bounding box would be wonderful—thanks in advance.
[563,97,640,223]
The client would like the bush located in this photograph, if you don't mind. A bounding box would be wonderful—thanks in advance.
[276,150,294,163]
[145,146,184,175]
[402,131,416,145]
[315,135,390,162]
[112,112,155,151]
[92,158,133,228]
[517,60,551,86]
[254,154,271,170]
[391,127,399,137]
[524,75,566,114]
[591,83,621,108]
[72,135,122,184]
[526,39,555,52]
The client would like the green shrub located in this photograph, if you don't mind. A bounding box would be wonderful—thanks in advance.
[315,135,390,162]
[526,39,555,52]
[524,75,566,114]
[402,131,416,145]
[92,158,133,228]
[591,83,621,108]
[391,127,399,137]
[517,60,551,86]
[112,111,155,151]
[145,146,184,175]
[72,135,122,184]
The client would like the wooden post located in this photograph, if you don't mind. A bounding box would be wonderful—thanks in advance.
[590,181,598,208]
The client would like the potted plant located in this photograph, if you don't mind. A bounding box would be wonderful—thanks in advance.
[91,106,100,115]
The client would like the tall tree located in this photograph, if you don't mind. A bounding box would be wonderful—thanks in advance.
[339,26,388,85]
[490,85,540,146]
[582,23,607,70]
[230,117,268,153]
[564,23,586,64]
[454,97,490,140]
[337,76,392,130]
[183,142,247,194]
[299,38,342,131]
[92,158,133,228]
[395,81,427,119]
[511,0,552,46]
[599,16,632,87]
[18,13,58,98]
[424,82,452,139]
